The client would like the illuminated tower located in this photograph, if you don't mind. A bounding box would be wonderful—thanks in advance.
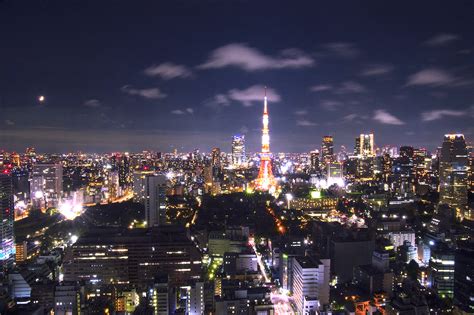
[255,88,276,191]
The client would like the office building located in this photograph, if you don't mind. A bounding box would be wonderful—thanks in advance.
[132,169,154,202]
[63,226,201,287]
[0,173,14,272]
[231,135,246,167]
[145,174,167,227]
[292,256,330,313]
[322,136,334,165]
[429,245,455,299]
[439,134,469,219]
[355,133,374,157]
[54,282,81,315]
[310,150,320,174]
[454,241,474,314]
[186,281,204,315]
[30,163,63,207]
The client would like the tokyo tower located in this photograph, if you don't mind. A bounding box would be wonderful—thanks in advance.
[254,87,277,192]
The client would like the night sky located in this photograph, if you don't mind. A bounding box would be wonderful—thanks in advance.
[1,1,473,153]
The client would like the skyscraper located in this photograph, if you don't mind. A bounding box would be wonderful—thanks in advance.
[30,163,63,207]
[255,88,276,192]
[310,150,320,174]
[0,173,15,272]
[231,135,246,167]
[145,174,167,227]
[454,241,474,313]
[292,256,330,313]
[354,134,374,157]
[439,134,469,219]
[211,147,221,179]
[321,136,334,165]
[354,134,375,180]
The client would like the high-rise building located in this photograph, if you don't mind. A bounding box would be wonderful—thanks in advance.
[64,226,201,287]
[132,169,154,202]
[430,244,455,299]
[211,147,221,179]
[454,241,474,314]
[292,256,330,313]
[145,174,167,227]
[310,150,320,174]
[322,136,334,164]
[354,134,375,180]
[30,163,63,207]
[186,281,205,315]
[0,173,14,272]
[439,134,469,219]
[355,133,375,157]
[231,135,246,167]
[255,88,276,192]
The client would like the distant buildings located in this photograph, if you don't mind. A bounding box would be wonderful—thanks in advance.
[439,134,469,219]
[355,133,374,157]
[231,135,246,167]
[322,136,334,165]
[30,163,63,208]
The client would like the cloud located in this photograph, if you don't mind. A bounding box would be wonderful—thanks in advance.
[421,109,468,121]
[171,107,194,115]
[324,42,359,58]
[212,85,281,107]
[239,126,249,134]
[83,99,101,107]
[198,43,314,71]
[373,109,405,125]
[320,100,342,111]
[144,62,192,79]
[171,110,185,115]
[4,119,15,126]
[424,33,460,46]
[336,81,367,94]
[361,64,394,76]
[294,110,308,115]
[310,84,333,92]
[121,85,167,99]
[406,68,456,87]
[296,119,318,127]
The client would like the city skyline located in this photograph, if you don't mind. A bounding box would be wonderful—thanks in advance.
[1,1,474,152]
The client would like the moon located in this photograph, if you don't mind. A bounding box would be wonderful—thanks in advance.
[38,95,45,103]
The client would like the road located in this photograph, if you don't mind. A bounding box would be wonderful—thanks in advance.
[248,236,271,283]
[248,237,295,314]
[271,292,295,315]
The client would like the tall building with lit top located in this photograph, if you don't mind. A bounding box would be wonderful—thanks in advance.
[439,134,469,219]
[0,173,14,272]
[231,135,246,167]
[254,88,276,192]
[355,134,374,157]
[354,134,375,180]
[322,136,334,164]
